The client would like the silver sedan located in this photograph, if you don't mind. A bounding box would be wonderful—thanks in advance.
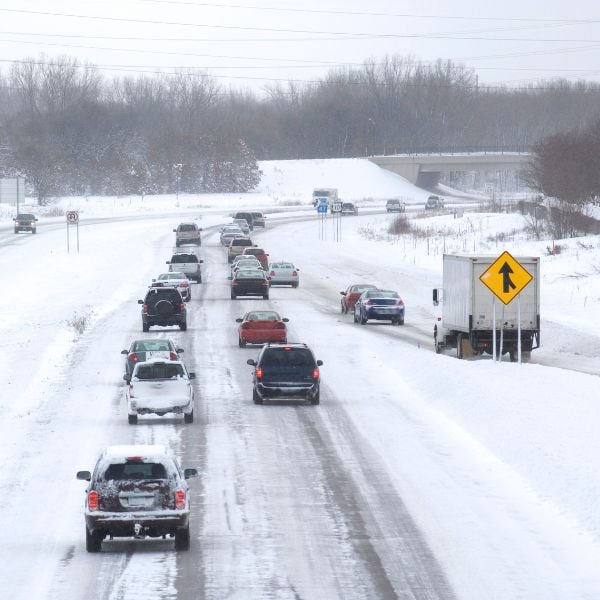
[220,226,243,246]
[268,262,299,287]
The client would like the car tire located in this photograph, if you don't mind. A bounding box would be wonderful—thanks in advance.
[230,292,236,299]
[176,242,180,247]
[86,528,103,553]
[197,275,202,283]
[310,392,320,405]
[253,388,263,405]
[142,322,150,332]
[263,293,269,300]
[128,414,138,425]
[399,317,405,325]
[360,314,368,325]
[32,229,36,234]
[353,312,358,323]
[180,321,187,331]
[292,283,298,288]
[238,337,246,348]
[174,527,190,551]
[184,410,194,424]
[187,291,192,301]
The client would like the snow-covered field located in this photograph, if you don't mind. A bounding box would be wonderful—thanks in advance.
[1,158,600,599]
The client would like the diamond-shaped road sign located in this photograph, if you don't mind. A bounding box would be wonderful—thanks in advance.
[479,251,533,305]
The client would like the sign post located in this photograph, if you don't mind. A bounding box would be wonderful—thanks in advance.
[331,201,342,242]
[66,211,80,253]
[479,251,533,363]
[316,202,327,240]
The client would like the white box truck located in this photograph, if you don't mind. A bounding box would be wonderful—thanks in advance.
[312,188,338,207]
[433,254,540,360]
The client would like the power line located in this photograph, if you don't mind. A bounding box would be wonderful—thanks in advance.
[1,7,600,42]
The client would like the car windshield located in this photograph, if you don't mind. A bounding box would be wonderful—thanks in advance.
[247,311,279,321]
[262,348,314,367]
[17,213,35,219]
[132,340,172,352]
[171,254,197,263]
[135,363,185,379]
[103,461,167,481]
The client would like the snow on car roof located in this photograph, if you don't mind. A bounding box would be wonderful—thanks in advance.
[103,444,168,459]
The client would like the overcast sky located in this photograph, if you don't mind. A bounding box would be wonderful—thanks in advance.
[1,0,600,93]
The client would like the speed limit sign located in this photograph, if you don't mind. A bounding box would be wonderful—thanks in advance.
[66,211,79,224]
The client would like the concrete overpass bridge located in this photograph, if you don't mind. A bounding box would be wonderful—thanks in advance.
[369,151,531,186]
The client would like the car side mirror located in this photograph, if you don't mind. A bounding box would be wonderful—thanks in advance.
[266,253,269,256]
[173,229,176,232]
[340,291,346,296]
[165,261,171,265]
[184,468,198,479]
[177,348,184,353]
[316,360,323,366]
[282,318,289,322]
[246,359,256,366]
[76,470,91,481]
[433,288,439,306]
[236,318,243,323]
[188,372,196,380]
[137,299,144,304]
[267,276,271,280]
[121,349,128,355]
[200,260,204,263]
[123,374,131,382]
[151,278,156,282]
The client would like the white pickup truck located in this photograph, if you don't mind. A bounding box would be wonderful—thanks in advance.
[166,252,203,283]
[124,359,195,425]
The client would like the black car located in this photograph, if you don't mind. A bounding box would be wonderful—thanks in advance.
[340,202,358,215]
[121,338,184,382]
[247,343,323,405]
[13,213,37,233]
[232,211,254,231]
[139,287,187,331]
[229,269,270,299]
[77,445,197,552]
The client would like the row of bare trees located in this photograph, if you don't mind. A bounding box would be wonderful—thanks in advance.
[1,54,600,202]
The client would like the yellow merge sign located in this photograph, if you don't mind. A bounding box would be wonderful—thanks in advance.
[479,251,533,305]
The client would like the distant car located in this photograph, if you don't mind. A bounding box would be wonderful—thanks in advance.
[233,211,255,231]
[13,213,37,234]
[173,222,201,246]
[386,199,406,213]
[236,310,289,347]
[76,444,198,552]
[229,269,270,299]
[232,218,251,235]
[340,202,358,215]
[340,284,378,314]
[241,247,269,270]
[125,359,195,424]
[228,237,254,263]
[354,289,405,325]
[425,195,444,210]
[151,272,192,301]
[251,212,266,227]
[268,262,299,287]
[139,287,187,331]
[246,343,323,405]
[220,225,243,246]
[166,252,203,283]
[121,338,184,382]
[231,257,263,273]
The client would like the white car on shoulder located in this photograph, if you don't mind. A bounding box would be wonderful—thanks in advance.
[125,359,195,425]
[268,262,300,287]
[150,272,192,301]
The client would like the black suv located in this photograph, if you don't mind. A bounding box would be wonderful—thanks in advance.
[77,445,197,552]
[233,211,254,231]
[138,287,187,331]
[247,343,323,405]
[14,213,37,233]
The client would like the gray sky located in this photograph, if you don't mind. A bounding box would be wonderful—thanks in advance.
[1,0,600,93]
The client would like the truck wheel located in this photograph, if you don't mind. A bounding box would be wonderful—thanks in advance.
[184,410,194,424]
[174,527,190,551]
[310,391,320,405]
[253,389,263,405]
[128,414,138,425]
[86,528,103,553]
[180,321,187,331]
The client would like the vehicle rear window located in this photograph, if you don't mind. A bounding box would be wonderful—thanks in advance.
[232,239,253,246]
[247,311,279,321]
[146,288,181,302]
[133,340,171,352]
[103,462,167,480]
[352,285,377,292]
[136,363,184,379]
[178,224,196,231]
[261,348,314,367]
[236,270,265,279]
[272,263,293,269]
[366,290,398,299]
[17,214,35,219]
[243,249,263,256]
[171,254,198,263]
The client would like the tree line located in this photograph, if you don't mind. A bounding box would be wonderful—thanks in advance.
[1,54,600,203]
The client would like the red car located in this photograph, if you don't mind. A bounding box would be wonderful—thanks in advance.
[340,284,378,314]
[236,310,289,347]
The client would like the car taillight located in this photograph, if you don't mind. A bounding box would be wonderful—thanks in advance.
[292,271,298,276]
[128,352,139,362]
[262,280,269,286]
[180,304,185,311]
[169,351,177,360]
[88,491,99,511]
[175,489,186,509]
[256,367,263,379]
[180,281,189,288]
[269,271,275,276]
[397,299,404,307]
[366,300,373,305]
[312,368,320,379]
[142,303,148,313]
[274,322,286,329]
